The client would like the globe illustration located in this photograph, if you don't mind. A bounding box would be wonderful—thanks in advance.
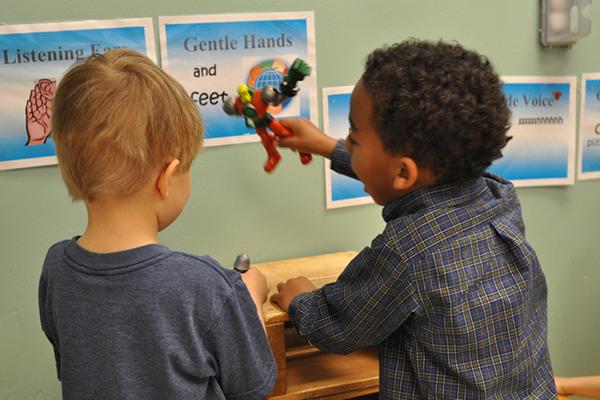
[254,69,284,90]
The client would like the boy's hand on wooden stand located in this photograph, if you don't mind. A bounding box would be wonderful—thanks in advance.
[270,276,317,312]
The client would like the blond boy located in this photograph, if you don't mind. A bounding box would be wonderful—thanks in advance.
[39,49,276,400]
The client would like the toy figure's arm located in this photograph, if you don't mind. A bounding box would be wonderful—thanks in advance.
[223,96,241,116]
[280,58,311,98]
[224,85,260,128]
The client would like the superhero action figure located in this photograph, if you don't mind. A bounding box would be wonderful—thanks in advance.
[223,58,312,173]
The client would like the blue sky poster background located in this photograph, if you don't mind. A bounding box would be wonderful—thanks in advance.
[0,19,154,171]
[323,86,373,209]
[488,77,576,186]
[159,12,317,147]
[578,74,600,180]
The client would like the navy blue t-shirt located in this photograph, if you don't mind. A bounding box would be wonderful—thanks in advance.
[38,239,276,400]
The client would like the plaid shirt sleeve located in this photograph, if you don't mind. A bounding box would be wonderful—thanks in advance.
[288,230,420,354]
[329,139,358,180]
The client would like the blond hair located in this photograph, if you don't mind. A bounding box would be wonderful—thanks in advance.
[51,48,203,201]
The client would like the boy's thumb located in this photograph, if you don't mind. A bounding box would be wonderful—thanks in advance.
[276,136,294,149]
[279,117,300,131]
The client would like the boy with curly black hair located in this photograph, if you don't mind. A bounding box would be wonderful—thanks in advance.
[272,39,556,399]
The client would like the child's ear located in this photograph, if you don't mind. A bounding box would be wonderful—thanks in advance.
[392,156,419,191]
[156,159,181,198]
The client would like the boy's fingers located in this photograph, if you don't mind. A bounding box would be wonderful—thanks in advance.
[276,282,287,292]
[270,292,281,305]
[276,137,294,148]
[279,117,296,128]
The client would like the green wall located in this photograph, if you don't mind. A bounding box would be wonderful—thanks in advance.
[1,1,599,398]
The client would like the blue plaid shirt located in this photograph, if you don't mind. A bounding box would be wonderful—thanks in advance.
[288,141,556,399]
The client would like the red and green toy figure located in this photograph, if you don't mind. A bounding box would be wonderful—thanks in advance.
[223,58,312,173]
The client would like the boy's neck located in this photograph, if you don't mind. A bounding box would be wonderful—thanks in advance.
[396,167,438,198]
[78,193,160,254]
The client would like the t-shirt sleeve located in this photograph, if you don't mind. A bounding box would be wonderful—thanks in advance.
[38,269,62,380]
[206,276,276,400]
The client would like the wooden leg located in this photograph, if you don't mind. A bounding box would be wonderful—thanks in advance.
[266,322,286,396]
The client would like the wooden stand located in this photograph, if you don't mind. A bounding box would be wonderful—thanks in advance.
[254,252,379,399]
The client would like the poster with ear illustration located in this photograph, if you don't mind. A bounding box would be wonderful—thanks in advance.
[0,18,155,171]
[488,76,577,187]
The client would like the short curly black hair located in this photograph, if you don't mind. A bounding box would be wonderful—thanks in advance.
[361,39,511,183]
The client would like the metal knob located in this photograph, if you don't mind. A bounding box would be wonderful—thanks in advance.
[233,253,250,273]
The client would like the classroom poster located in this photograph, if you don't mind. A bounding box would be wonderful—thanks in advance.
[488,76,577,187]
[323,86,374,209]
[0,19,155,171]
[159,12,317,147]
[578,73,600,180]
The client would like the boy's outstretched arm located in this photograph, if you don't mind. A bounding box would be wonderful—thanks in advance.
[278,118,338,159]
[281,118,359,181]
[272,234,418,355]
[241,267,269,332]
[555,375,600,399]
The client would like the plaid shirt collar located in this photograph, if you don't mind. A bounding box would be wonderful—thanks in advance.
[382,174,506,222]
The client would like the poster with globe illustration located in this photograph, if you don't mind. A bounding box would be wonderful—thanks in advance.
[323,86,374,209]
[159,12,317,147]
[0,18,155,171]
